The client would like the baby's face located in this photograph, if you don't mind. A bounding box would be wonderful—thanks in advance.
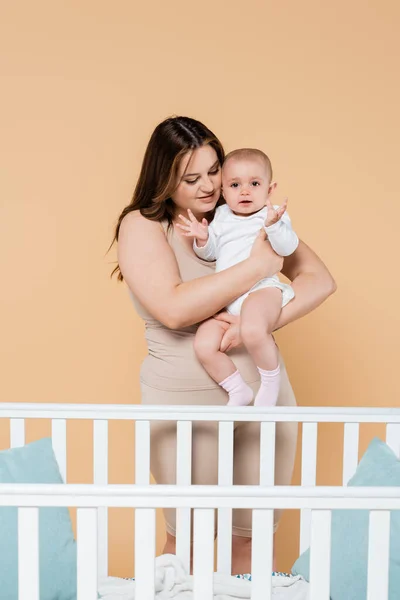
[221,157,271,216]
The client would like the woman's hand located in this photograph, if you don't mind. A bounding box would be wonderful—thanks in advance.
[214,312,242,352]
[250,229,284,278]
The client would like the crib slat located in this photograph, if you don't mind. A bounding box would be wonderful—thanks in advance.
[135,421,150,484]
[217,421,234,575]
[135,508,156,600]
[343,423,359,485]
[18,507,39,600]
[10,418,25,448]
[251,509,274,600]
[176,421,192,573]
[367,511,390,600]
[193,509,214,600]
[134,419,151,588]
[309,510,331,600]
[260,422,276,486]
[386,424,400,457]
[52,419,67,482]
[94,419,109,580]
[77,508,98,600]
[300,423,318,554]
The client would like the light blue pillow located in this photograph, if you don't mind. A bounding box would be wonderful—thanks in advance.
[292,437,400,599]
[0,438,77,600]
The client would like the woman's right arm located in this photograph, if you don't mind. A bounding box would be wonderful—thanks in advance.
[117,212,281,329]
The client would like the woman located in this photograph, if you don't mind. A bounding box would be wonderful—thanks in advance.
[112,116,336,574]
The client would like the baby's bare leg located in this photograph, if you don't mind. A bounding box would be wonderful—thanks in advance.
[241,288,282,369]
[194,318,253,406]
[241,288,283,407]
[194,318,235,381]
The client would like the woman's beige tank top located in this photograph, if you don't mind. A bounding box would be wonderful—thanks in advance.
[130,221,259,391]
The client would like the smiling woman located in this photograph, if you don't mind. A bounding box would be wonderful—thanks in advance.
[111,115,336,574]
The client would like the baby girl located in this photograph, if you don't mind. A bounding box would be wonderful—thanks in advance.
[176,148,298,407]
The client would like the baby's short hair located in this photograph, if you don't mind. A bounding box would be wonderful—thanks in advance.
[223,148,273,180]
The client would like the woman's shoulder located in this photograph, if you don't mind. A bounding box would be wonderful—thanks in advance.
[118,211,170,263]
[120,210,165,236]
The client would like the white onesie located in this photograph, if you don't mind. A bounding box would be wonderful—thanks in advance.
[194,204,299,316]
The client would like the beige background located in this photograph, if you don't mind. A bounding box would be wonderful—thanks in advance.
[1,0,399,575]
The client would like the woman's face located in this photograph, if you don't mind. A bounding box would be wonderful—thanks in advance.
[171,145,222,219]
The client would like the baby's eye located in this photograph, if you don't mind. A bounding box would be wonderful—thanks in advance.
[251,181,260,186]
[231,183,239,188]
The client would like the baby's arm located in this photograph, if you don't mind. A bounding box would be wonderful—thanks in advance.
[193,226,217,261]
[176,209,218,261]
[264,202,299,257]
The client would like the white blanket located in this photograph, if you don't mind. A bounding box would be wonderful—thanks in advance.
[98,554,309,600]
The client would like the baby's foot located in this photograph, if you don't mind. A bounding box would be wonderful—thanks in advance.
[219,370,254,406]
[254,365,280,407]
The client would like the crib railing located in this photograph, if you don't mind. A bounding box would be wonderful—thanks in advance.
[0,483,399,600]
[1,403,400,581]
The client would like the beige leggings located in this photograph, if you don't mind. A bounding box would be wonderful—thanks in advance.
[141,361,297,538]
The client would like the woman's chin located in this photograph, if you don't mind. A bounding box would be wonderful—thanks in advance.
[198,198,218,212]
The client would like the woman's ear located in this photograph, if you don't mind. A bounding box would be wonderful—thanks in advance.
[268,181,278,196]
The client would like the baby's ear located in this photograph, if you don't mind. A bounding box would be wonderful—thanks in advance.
[268,181,277,196]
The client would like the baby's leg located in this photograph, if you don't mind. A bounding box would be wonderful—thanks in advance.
[194,318,253,407]
[240,288,282,407]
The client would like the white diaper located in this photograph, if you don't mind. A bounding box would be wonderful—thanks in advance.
[227,277,295,316]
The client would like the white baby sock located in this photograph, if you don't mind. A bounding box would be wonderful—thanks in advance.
[254,365,281,407]
[219,370,253,407]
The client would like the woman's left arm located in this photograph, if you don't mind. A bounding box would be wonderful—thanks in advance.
[275,239,337,330]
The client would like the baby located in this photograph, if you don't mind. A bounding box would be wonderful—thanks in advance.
[177,148,299,407]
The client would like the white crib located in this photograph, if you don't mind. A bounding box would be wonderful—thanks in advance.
[1,403,400,600]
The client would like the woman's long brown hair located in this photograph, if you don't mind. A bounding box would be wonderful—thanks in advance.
[110,116,225,280]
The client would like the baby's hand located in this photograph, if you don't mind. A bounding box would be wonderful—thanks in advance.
[176,209,209,242]
[264,197,288,227]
